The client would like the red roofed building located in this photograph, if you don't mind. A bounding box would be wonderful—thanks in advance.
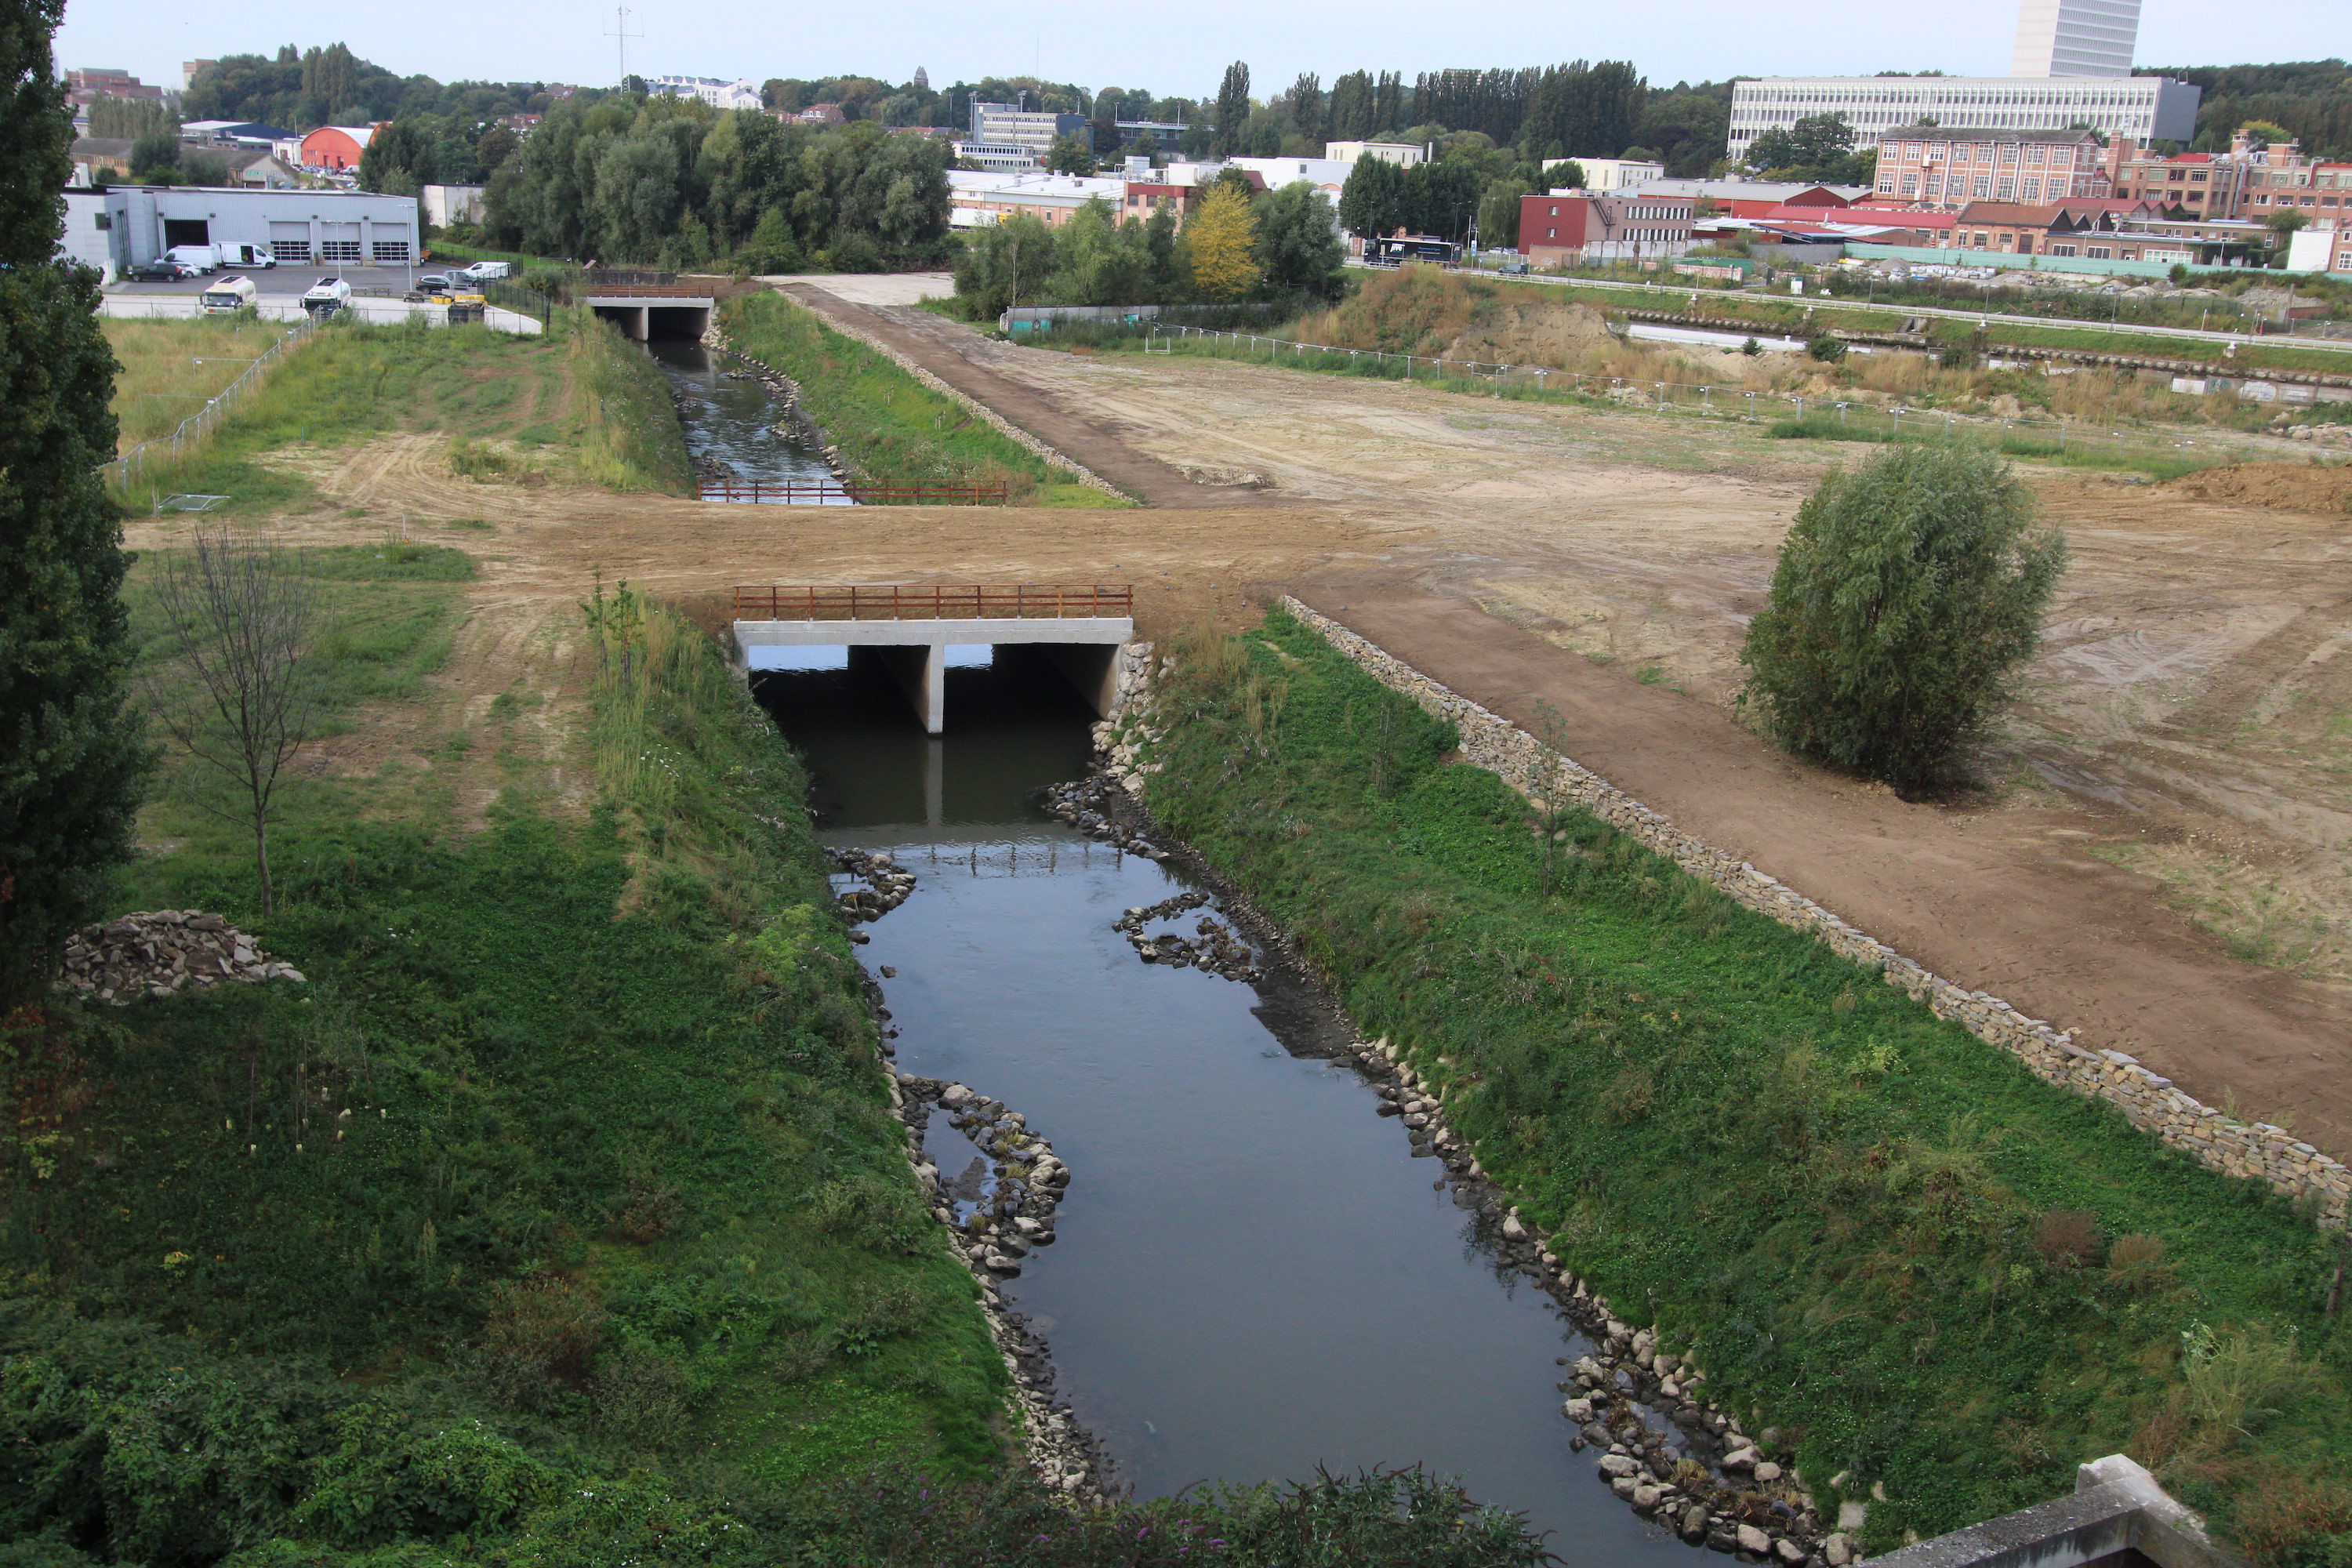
[299,125,377,171]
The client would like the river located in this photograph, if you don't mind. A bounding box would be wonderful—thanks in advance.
[646,337,848,499]
[753,650,1696,1563]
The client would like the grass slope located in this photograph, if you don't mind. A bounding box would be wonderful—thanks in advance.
[1135,608,2352,1563]
[716,291,1121,506]
[112,308,691,511]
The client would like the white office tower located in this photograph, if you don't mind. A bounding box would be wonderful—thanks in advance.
[2011,0,2141,78]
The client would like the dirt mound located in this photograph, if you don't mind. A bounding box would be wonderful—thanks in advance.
[2161,461,2352,515]
[1298,267,1617,369]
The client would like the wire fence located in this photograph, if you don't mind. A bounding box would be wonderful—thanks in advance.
[1139,323,2281,467]
[102,314,321,497]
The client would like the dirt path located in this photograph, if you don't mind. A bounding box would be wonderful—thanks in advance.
[778,284,1288,509]
[1298,579,2352,1153]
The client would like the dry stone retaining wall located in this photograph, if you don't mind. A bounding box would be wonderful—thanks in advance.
[1278,596,2351,1229]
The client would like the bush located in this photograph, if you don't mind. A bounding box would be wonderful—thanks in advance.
[1738,442,2067,789]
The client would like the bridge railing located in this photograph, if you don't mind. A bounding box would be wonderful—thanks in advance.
[699,479,1011,506]
[734,584,1134,621]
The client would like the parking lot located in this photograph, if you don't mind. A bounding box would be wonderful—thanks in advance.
[103,261,485,303]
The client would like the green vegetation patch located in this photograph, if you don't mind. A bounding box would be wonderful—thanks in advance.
[111,310,691,510]
[717,291,1123,506]
[1136,608,2352,1561]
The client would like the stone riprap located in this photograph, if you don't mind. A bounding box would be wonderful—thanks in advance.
[1276,596,2350,1229]
[57,910,306,1004]
[889,1072,1108,1498]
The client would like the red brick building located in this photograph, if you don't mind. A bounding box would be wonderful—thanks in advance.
[1520,191,1695,265]
[1873,125,2109,212]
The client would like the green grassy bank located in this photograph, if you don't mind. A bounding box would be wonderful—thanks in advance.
[1,552,1551,1564]
[114,307,691,511]
[1132,608,2352,1563]
[715,291,1122,506]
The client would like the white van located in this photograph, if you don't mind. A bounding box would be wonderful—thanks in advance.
[165,243,223,274]
[460,260,513,281]
[199,274,257,313]
[220,242,278,270]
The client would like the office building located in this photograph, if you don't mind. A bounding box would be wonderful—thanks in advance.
[2010,0,2141,78]
[1728,75,2198,163]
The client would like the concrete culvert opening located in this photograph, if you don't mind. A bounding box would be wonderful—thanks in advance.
[586,294,714,342]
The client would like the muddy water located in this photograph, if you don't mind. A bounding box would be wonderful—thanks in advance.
[645,338,846,496]
[754,654,1691,1564]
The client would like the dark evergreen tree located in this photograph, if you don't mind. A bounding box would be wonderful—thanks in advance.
[0,0,147,1001]
[1210,60,1250,157]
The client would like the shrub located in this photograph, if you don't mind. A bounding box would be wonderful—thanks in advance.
[2033,1208,2102,1269]
[1738,442,2067,789]
[1808,335,1847,362]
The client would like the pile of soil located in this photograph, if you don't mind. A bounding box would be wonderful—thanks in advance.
[1295,267,1617,369]
[2161,461,2352,514]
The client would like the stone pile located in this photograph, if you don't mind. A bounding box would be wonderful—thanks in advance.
[890,1073,1106,1497]
[1337,1033,1851,1566]
[1042,772,1163,858]
[56,910,305,1004]
[829,848,916,922]
[1280,595,2352,1230]
[1113,893,1261,983]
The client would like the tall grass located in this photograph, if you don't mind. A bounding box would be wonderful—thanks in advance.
[564,307,695,495]
[718,290,1121,506]
[1138,606,2352,1561]
[106,314,303,451]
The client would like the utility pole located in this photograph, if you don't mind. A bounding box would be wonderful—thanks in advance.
[605,5,642,89]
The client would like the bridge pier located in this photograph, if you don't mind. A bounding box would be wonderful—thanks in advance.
[733,591,1134,735]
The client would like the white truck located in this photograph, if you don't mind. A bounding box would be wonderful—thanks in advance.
[459,260,513,282]
[199,274,258,313]
[165,243,223,274]
[220,241,278,269]
[300,276,351,317]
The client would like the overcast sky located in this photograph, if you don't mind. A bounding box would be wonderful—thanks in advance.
[57,0,2328,104]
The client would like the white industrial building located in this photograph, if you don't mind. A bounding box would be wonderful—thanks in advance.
[61,184,423,280]
[2012,0,2141,77]
[1728,0,2196,165]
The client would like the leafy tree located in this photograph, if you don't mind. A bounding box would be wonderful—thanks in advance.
[1739,444,2067,789]
[1044,134,1095,174]
[1478,176,1530,247]
[1287,71,1323,143]
[1636,87,1732,176]
[1746,111,1860,180]
[127,129,177,179]
[1188,182,1261,300]
[1540,158,1586,189]
[1210,60,1250,157]
[0,0,148,1001]
[85,95,173,139]
[1338,154,1406,238]
[1254,182,1345,300]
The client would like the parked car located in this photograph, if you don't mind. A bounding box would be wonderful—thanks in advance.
[125,258,191,281]
[301,277,351,317]
[414,273,459,292]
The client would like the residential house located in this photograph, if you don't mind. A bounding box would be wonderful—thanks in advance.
[1944,197,2160,257]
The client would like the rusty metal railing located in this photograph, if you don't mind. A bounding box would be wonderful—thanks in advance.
[732,584,1134,621]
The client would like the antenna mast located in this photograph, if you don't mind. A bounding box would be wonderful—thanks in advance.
[604,5,643,86]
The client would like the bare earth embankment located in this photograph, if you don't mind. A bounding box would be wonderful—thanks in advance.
[165,281,2352,1163]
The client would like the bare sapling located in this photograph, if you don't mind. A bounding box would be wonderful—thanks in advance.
[149,527,320,916]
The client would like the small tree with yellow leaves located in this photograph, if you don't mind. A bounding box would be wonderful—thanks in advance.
[1187,183,1261,301]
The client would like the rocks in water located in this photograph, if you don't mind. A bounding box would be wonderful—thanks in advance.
[57,909,304,1004]
[1109,891,1262,984]
[830,848,916,921]
[1042,773,1163,858]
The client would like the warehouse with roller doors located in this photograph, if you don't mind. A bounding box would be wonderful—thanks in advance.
[79,185,421,274]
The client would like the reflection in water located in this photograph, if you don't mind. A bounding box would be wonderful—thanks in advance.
[644,337,845,496]
[755,658,1691,1566]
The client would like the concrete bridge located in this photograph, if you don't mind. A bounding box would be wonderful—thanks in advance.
[586,285,715,340]
[732,584,1134,734]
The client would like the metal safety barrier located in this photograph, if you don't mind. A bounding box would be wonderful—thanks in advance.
[733,583,1134,621]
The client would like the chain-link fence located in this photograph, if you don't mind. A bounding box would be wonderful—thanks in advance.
[102,314,320,498]
[1141,323,2278,469]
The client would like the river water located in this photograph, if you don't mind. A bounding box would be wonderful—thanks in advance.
[754,652,1693,1565]
[645,338,846,497]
